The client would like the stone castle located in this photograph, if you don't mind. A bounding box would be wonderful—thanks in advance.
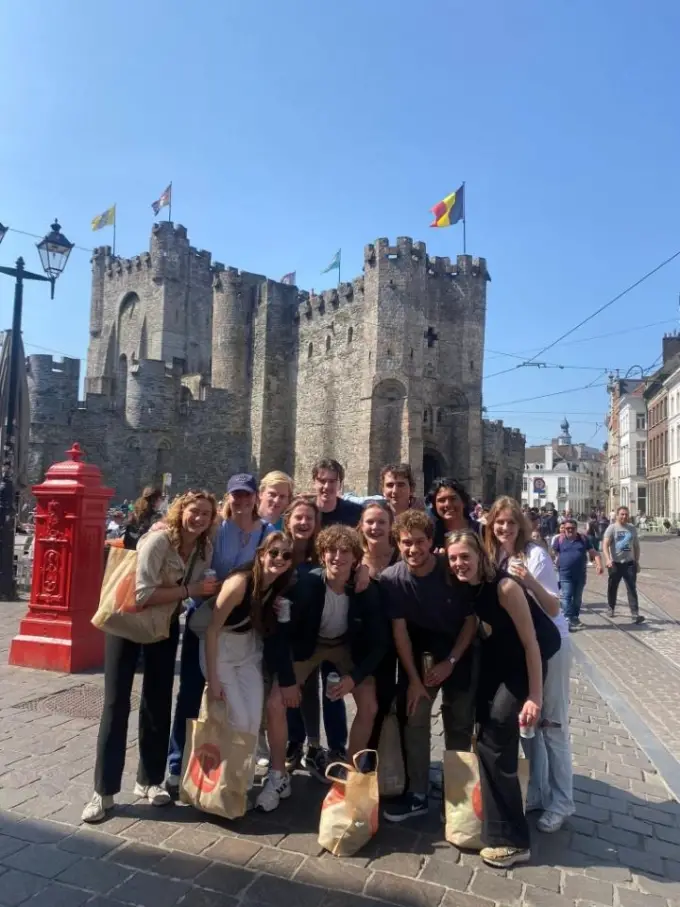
[26,222,525,501]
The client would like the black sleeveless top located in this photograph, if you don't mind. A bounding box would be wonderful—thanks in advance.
[466,572,560,685]
[224,575,277,635]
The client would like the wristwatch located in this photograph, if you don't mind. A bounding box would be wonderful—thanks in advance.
[448,655,457,667]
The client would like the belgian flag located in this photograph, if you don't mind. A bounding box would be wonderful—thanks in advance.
[430,184,465,228]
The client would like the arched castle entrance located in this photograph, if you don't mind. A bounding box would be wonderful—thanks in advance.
[423,448,446,493]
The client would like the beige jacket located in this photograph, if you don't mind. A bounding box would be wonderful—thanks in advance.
[135,529,213,607]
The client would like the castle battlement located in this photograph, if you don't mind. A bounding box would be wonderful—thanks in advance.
[295,277,365,323]
[212,266,267,291]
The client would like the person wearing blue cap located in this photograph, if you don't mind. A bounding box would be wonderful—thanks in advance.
[166,473,274,791]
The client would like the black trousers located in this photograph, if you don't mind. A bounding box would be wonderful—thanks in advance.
[476,673,530,850]
[607,562,639,615]
[94,621,180,796]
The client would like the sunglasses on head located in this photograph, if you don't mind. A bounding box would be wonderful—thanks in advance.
[268,548,293,562]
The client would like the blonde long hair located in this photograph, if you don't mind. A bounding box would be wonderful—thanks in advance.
[165,490,218,560]
[483,496,532,564]
[446,529,497,583]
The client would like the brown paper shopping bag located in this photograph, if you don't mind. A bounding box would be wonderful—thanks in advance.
[91,547,177,644]
[180,696,256,820]
[377,712,405,799]
[319,750,380,857]
[444,748,530,850]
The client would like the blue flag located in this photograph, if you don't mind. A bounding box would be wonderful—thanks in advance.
[321,249,341,274]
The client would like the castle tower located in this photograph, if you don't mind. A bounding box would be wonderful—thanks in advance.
[85,223,214,398]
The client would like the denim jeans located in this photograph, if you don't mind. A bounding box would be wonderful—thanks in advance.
[287,662,347,752]
[167,616,205,777]
[524,639,574,817]
[559,573,586,622]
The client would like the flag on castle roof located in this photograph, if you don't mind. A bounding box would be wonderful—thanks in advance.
[321,249,341,274]
[151,183,172,216]
[91,205,115,231]
[281,271,296,286]
[430,184,465,228]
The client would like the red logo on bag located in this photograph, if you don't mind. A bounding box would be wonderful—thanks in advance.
[322,783,345,809]
[472,781,483,819]
[188,743,222,793]
[115,572,139,613]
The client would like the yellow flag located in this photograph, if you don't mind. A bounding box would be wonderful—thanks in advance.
[92,205,116,231]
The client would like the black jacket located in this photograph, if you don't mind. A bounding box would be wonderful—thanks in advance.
[269,568,389,689]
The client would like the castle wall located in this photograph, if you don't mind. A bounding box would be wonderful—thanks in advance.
[482,419,526,503]
[29,223,521,505]
[293,278,374,494]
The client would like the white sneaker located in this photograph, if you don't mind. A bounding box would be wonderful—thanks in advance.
[81,792,114,823]
[256,771,291,813]
[134,783,172,806]
[537,810,566,833]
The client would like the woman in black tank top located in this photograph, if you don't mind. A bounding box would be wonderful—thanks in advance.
[445,529,557,871]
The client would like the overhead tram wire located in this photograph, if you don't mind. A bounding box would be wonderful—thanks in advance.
[522,248,680,364]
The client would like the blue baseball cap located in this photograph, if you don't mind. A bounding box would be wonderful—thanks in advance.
[227,473,257,494]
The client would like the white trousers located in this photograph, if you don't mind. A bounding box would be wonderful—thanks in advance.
[525,638,575,817]
[200,630,264,737]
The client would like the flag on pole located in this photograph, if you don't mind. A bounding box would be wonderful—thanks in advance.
[281,271,296,285]
[151,183,172,216]
[91,205,116,231]
[321,249,341,274]
[430,184,465,227]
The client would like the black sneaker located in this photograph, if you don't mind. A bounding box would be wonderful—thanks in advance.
[607,606,615,618]
[305,745,329,783]
[568,619,581,632]
[633,614,646,625]
[285,742,303,773]
[383,792,429,823]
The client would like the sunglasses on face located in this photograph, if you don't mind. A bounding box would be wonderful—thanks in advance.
[268,548,293,562]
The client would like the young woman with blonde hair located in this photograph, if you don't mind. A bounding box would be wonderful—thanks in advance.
[484,496,573,835]
[446,529,560,867]
[83,490,219,823]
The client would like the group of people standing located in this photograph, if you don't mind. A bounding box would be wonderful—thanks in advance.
[84,461,578,869]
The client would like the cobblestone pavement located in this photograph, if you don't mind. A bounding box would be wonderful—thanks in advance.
[1,572,680,907]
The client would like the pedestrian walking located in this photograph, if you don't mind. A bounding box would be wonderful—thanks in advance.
[552,519,603,631]
[602,507,645,624]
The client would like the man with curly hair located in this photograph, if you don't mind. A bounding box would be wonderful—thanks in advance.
[379,509,478,822]
[257,524,389,812]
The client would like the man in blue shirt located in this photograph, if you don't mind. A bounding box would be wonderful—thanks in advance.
[552,519,603,632]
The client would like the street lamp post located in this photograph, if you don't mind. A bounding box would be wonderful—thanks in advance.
[0,221,73,599]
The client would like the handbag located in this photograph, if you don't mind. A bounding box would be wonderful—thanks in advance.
[180,693,255,819]
[444,743,530,850]
[318,750,380,857]
[92,536,199,644]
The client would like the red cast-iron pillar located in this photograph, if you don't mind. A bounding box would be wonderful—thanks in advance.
[9,443,113,672]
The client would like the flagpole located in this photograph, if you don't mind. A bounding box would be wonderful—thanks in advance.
[112,207,117,257]
[338,250,341,287]
[168,182,172,222]
[462,181,467,255]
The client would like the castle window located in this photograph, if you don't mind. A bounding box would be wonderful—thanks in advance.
[469,360,474,370]
[410,348,414,359]
[175,309,179,324]
[437,409,442,424]
[387,348,392,358]
[423,411,428,424]
[308,342,313,359]
[326,335,331,352]
[347,326,353,344]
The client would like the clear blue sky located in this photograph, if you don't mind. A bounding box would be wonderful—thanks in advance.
[2,0,680,447]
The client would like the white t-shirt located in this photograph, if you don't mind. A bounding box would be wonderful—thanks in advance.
[319,586,350,639]
[524,543,569,640]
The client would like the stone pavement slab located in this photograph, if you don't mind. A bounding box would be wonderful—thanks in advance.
[1,597,680,906]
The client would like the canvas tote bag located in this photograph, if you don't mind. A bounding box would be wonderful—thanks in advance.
[444,744,530,850]
[92,535,197,644]
[180,694,256,819]
[319,750,380,857]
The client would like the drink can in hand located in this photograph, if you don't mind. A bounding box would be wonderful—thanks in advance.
[276,597,291,623]
[519,718,535,740]
[326,671,341,697]
[203,569,217,582]
[422,652,435,682]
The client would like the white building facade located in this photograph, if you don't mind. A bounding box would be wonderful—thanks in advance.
[521,420,606,515]
[618,394,647,517]
[666,367,680,519]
